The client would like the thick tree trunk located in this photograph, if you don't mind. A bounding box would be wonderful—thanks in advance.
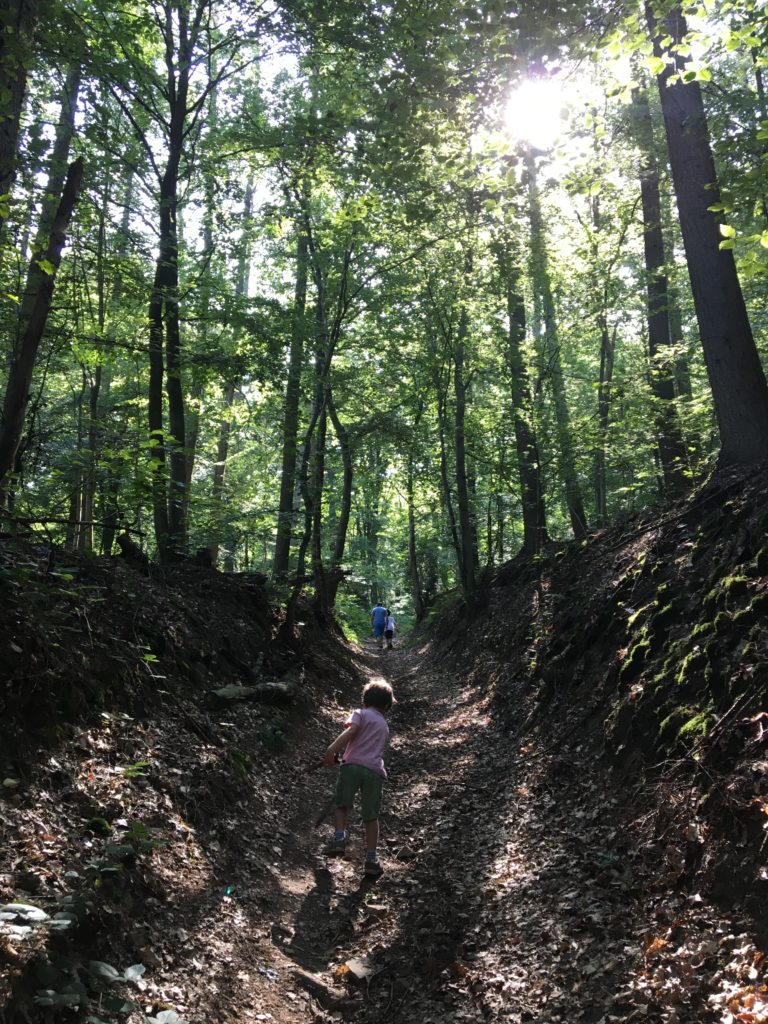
[0,0,38,231]
[0,157,84,484]
[273,229,309,579]
[525,146,588,537]
[647,3,768,465]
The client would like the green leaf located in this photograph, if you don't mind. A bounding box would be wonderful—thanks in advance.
[719,224,736,238]
[36,258,56,275]
[123,964,146,982]
[0,903,49,922]
[105,996,139,1011]
[719,239,735,250]
[34,991,79,1008]
[760,231,768,249]
[87,961,122,983]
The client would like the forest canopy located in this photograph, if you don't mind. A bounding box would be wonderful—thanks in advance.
[1,0,768,630]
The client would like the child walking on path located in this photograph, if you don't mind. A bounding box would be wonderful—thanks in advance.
[322,679,395,877]
[384,610,396,650]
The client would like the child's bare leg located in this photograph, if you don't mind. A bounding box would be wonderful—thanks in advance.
[364,818,378,853]
[334,807,348,833]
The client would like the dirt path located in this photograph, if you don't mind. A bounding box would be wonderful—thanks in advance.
[3,632,762,1023]
[204,640,662,1024]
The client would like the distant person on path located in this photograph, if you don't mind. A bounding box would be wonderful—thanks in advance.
[322,678,395,878]
[384,610,396,650]
[370,600,387,651]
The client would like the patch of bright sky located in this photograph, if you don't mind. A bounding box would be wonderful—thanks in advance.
[501,48,633,155]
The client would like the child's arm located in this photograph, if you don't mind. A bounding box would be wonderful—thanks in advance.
[322,723,360,767]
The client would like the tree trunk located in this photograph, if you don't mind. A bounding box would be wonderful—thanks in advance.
[525,145,588,537]
[435,380,460,565]
[183,86,219,523]
[205,381,233,559]
[647,3,768,465]
[0,0,38,232]
[148,211,171,560]
[406,413,426,619]
[636,87,689,497]
[497,239,547,554]
[67,371,86,549]
[273,228,309,579]
[0,157,84,484]
[325,391,353,608]
[208,179,253,565]
[593,313,615,525]
[454,290,476,606]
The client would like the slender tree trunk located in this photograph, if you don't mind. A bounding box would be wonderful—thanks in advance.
[148,206,171,559]
[183,85,219,522]
[78,364,100,552]
[667,288,692,401]
[0,157,84,485]
[454,289,476,605]
[206,382,234,562]
[208,179,252,565]
[67,372,86,549]
[497,240,547,554]
[309,404,328,615]
[97,170,134,554]
[325,391,352,608]
[647,3,768,465]
[593,312,615,525]
[636,87,689,496]
[525,145,588,538]
[273,228,309,578]
[406,410,426,619]
[164,178,186,554]
[79,197,109,554]
[435,369,461,566]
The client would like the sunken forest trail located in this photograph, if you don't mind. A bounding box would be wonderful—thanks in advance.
[3,466,768,1024]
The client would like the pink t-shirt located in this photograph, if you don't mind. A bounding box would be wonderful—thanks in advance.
[343,707,388,778]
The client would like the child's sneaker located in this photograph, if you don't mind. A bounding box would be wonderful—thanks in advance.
[364,857,383,878]
[325,835,346,857]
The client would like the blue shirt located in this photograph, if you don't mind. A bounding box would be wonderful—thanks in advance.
[371,605,387,628]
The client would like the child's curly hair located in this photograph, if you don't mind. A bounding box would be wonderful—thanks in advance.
[362,679,395,711]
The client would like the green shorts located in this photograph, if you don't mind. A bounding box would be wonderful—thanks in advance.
[334,763,384,822]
